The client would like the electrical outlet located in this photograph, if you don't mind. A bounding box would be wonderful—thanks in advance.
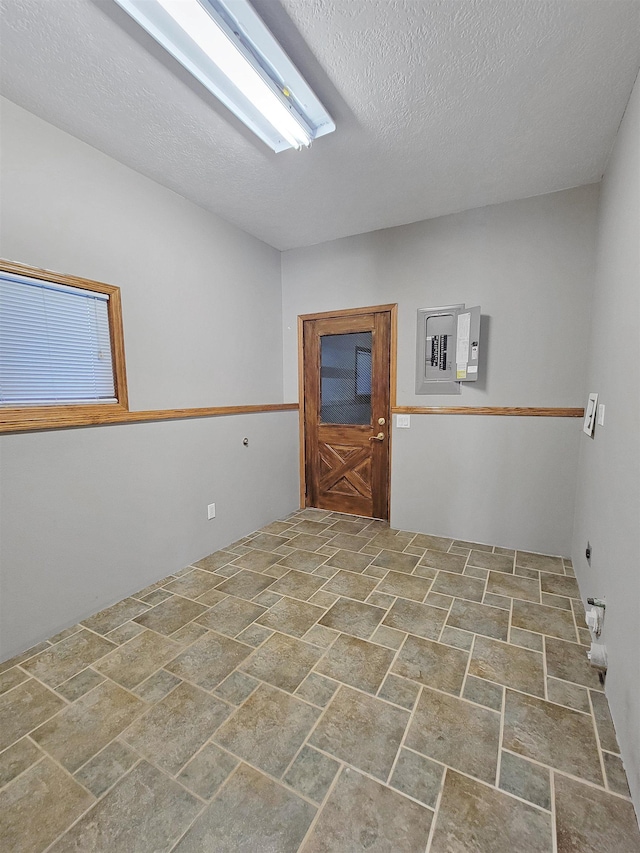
[207,503,216,520]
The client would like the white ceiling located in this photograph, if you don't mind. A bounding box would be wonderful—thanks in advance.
[1,0,639,250]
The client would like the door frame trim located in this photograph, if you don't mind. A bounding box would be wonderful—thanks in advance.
[297,304,398,512]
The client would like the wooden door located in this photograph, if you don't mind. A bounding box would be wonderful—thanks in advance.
[302,308,392,519]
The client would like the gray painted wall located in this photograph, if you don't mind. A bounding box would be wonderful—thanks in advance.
[391,416,580,553]
[282,186,599,553]
[0,414,299,659]
[0,100,299,659]
[0,99,284,410]
[572,72,640,813]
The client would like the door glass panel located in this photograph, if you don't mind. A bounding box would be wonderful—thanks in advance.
[320,332,372,424]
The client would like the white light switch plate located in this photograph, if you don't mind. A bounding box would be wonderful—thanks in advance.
[597,404,605,427]
[396,415,411,428]
[207,503,216,519]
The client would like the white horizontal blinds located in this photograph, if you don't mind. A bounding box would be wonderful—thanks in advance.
[0,272,117,405]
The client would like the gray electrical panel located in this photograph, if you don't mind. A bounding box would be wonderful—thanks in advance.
[416,304,481,395]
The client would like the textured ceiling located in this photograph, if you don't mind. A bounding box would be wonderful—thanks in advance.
[1,0,639,250]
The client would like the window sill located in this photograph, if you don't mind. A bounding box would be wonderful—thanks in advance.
[0,403,131,433]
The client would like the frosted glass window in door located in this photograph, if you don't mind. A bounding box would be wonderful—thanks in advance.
[320,332,372,424]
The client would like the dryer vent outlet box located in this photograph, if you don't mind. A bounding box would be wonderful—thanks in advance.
[415,304,480,395]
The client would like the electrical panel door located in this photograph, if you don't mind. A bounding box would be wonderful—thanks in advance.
[416,304,481,395]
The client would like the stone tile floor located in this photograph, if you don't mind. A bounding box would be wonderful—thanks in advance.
[1,509,639,852]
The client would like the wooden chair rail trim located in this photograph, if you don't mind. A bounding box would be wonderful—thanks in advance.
[392,406,584,417]
[0,403,300,434]
[2,403,585,433]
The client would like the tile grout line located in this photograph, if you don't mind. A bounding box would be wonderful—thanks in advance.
[424,763,448,853]
[306,740,441,813]
[266,641,361,785]
[497,747,633,802]
[164,765,237,853]
[434,584,456,644]
[293,758,345,852]
[0,751,47,793]
[380,638,423,787]
[2,666,69,706]
[40,759,149,853]
[129,599,599,744]
[153,678,326,810]
[542,634,550,702]
[96,735,213,806]
[80,678,212,768]
[570,594,583,645]
[306,660,553,718]
[550,770,559,853]
[72,737,159,799]
[75,639,331,818]
[479,561,491,608]
[0,666,160,781]
[494,675,506,789]
[587,686,610,792]
[425,755,555,815]
[277,729,322,786]
[43,624,84,647]
[187,738,322,810]
[506,589,514,644]
[26,741,171,848]
[384,677,424,789]
[274,632,409,799]
[458,631,477,716]
[8,667,75,707]
[399,740,556,815]
[0,643,54,676]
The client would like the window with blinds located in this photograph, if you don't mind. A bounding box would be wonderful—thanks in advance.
[0,260,128,429]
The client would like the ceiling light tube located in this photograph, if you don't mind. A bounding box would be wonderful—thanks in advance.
[113,0,335,152]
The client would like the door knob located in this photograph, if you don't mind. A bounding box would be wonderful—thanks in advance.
[369,432,385,441]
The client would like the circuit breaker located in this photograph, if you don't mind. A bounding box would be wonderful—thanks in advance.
[415,304,481,395]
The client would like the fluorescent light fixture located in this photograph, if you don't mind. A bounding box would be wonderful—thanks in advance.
[113,0,335,152]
